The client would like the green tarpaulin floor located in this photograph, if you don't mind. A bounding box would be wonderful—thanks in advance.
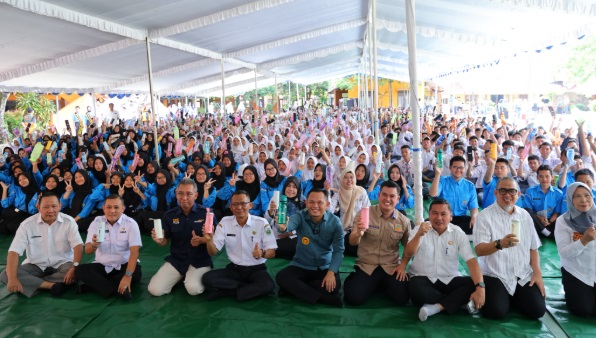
[0,232,594,338]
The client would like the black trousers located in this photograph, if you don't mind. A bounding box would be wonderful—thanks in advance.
[525,208,555,238]
[409,276,474,314]
[481,275,546,320]
[0,208,31,235]
[74,263,142,298]
[344,235,358,257]
[451,216,472,235]
[343,266,409,306]
[275,237,297,260]
[276,265,341,304]
[562,267,596,317]
[202,263,274,301]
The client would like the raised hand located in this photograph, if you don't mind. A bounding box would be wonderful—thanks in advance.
[252,242,262,259]
[228,173,237,187]
[65,180,73,192]
[190,230,202,247]
[204,178,215,190]
[118,184,125,196]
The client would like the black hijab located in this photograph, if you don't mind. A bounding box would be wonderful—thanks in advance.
[221,151,236,177]
[71,169,93,216]
[145,160,160,184]
[16,172,39,209]
[263,158,284,188]
[109,172,124,195]
[90,156,108,184]
[211,162,226,190]
[155,169,172,211]
[236,165,261,202]
[194,164,213,204]
[44,174,65,197]
[355,164,370,188]
[387,163,405,189]
[122,173,142,211]
[282,176,303,207]
[312,163,327,190]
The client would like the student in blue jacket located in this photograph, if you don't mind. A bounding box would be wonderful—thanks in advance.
[139,168,176,232]
[61,169,97,232]
[258,158,302,217]
[0,172,39,234]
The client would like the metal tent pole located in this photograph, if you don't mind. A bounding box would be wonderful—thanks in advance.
[372,0,379,141]
[405,0,423,225]
[221,59,226,116]
[145,37,160,163]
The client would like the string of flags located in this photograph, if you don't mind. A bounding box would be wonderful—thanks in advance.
[435,34,586,79]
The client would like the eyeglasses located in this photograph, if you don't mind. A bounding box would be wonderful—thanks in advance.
[176,192,195,198]
[451,166,465,171]
[243,172,254,177]
[230,202,250,208]
[156,176,167,180]
[497,188,518,196]
[265,167,276,172]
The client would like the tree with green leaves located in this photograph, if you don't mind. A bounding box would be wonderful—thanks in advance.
[564,36,596,84]
[0,92,10,143]
[14,93,55,136]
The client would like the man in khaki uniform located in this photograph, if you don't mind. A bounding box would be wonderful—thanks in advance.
[343,181,410,305]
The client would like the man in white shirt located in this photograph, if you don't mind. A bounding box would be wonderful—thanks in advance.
[75,195,142,300]
[0,192,83,297]
[474,177,546,319]
[202,190,277,301]
[106,103,120,125]
[405,199,485,321]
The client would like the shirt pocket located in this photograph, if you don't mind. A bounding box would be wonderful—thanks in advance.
[29,236,42,245]
[117,231,129,242]
[54,239,71,253]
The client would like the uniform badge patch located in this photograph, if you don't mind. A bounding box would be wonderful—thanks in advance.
[173,218,179,224]
[252,230,257,235]
[266,229,271,235]
[301,237,310,245]
[572,232,582,242]
[448,241,453,245]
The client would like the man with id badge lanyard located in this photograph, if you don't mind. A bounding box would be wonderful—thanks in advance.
[202,190,277,301]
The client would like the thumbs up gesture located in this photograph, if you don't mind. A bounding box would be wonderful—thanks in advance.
[252,242,262,259]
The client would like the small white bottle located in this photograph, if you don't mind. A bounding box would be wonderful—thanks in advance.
[97,221,106,243]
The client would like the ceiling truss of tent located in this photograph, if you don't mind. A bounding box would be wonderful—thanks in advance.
[0,0,595,96]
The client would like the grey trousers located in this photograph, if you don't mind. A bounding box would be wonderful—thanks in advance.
[0,262,73,298]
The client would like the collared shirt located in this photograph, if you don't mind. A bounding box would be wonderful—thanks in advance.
[9,213,83,270]
[539,156,561,168]
[555,216,596,287]
[212,215,277,266]
[421,149,435,172]
[355,206,410,276]
[396,159,414,185]
[86,214,142,273]
[285,210,344,272]
[522,184,566,218]
[474,204,541,295]
[163,204,212,275]
[408,223,475,284]
[434,176,478,216]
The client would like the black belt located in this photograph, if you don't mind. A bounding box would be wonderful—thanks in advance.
[227,263,266,271]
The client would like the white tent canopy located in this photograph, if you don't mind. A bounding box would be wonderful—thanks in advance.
[1,0,596,97]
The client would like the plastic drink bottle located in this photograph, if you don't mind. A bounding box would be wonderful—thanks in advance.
[277,195,287,224]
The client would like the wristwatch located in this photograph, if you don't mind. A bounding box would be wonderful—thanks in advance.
[475,282,485,288]
[125,271,133,277]
[72,262,79,269]
[494,239,503,250]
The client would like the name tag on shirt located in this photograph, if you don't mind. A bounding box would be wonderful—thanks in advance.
[31,235,41,238]
[227,234,236,237]
[533,198,541,200]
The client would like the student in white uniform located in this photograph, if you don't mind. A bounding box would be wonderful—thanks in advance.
[0,192,83,298]
[75,194,142,300]
[202,190,277,301]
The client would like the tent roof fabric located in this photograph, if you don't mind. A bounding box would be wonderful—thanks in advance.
[1,0,595,96]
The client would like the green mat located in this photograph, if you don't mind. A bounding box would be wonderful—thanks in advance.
[0,232,585,338]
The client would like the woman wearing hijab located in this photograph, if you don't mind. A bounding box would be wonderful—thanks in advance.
[120,173,146,222]
[193,164,216,208]
[89,156,109,187]
[61,169,98,231]
[137,160,160,189]
[300,156,318,182]
[218,165,263,219]
[302,163,327,198]
[258,158,302,217]
[42,174,66,197]
[555,182,596,317]
[0,172,39,234]
[209,161,229,220]
[386,164,414,214]
[140,169,175,233]
[329,162,371,256]
[354,163,381,201]
[265,176,304,259]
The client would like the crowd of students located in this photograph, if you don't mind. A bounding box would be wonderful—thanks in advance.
[0,105,595,319]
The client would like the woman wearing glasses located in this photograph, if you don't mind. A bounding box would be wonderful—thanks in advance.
[258,159,303,217]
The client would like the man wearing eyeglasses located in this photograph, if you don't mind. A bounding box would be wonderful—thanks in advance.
[474,177,546,320]
[147,178,214,297]
[201,190,277,301]
[275,188,345,307]
[430,155,479,238]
